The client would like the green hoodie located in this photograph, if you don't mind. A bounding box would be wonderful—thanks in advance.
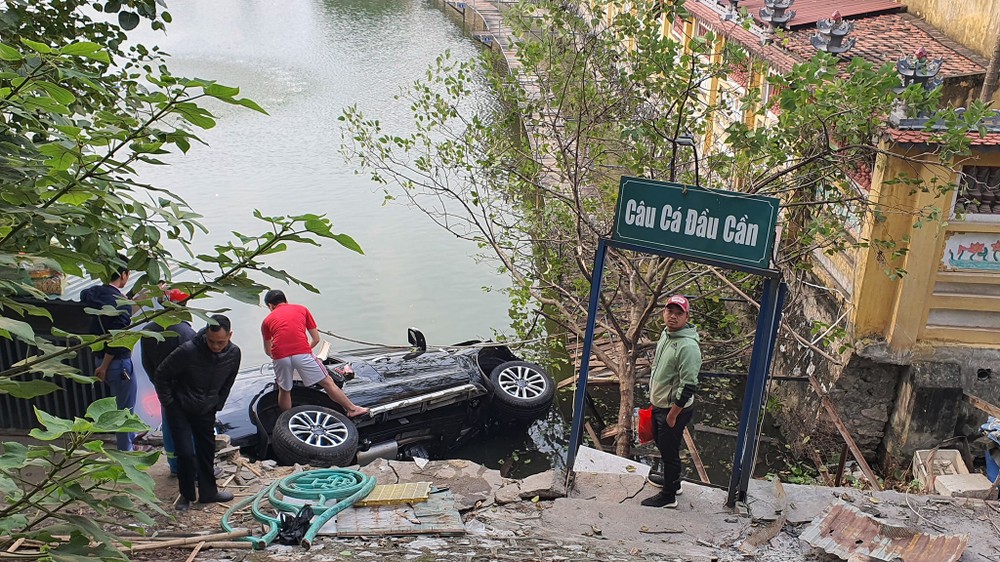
[649,324,702,409]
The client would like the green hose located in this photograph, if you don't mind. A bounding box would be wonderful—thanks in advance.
[220,467,376,549]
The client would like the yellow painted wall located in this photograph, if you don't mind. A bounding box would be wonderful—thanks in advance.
[903,0,1000,59]
[852,151,922,339]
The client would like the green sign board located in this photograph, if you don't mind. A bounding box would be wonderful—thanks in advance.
[612,176,779,269]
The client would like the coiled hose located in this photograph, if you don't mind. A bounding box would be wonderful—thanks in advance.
[221,467,376,549]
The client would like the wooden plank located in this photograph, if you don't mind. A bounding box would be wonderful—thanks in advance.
[929,293,1000,312]
[934,270,1000,285]
[183,542,204,562]
[584,422,604,452]
[335,490,465,537]
[963,392,1000,419]
[808,374,883,491]
[6,538,25,553]
[683,427,711,484]
[692,423,778,444]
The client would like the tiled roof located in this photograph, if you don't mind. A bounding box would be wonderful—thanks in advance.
[685,1,802,72]
[888,129,1000,146]
[685,2,988,79]
[885,129,1000,146]
[740,0,905,29]
[784,13,988,78]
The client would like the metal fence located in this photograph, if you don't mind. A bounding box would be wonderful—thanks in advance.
[0,336,108,430]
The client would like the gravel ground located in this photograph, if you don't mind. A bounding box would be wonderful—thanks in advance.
[119,455,995,562]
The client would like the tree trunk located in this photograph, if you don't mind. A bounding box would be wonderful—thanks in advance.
[614,342,638,456]
[980,32,1000,102]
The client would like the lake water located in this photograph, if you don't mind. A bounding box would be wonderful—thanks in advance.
[132,0,512,366]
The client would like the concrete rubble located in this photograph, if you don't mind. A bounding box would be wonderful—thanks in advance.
[119,448,1000,562]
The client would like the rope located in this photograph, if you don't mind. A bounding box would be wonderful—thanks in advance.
[317,328,558,351]
[220,468,376,550]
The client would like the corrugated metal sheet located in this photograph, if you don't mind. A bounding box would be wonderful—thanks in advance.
[800,501,969,562]
[0,337,108,430]
[738,0,906,29]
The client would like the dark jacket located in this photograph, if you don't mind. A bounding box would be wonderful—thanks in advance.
[140,320,196,384]
[80,284,132,359]
[154,329,241,416]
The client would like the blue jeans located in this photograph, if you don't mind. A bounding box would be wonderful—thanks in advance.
[160,405,178,473]
[99,357,137,451]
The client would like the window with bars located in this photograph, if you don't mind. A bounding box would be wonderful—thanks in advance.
[956,165,1000,216]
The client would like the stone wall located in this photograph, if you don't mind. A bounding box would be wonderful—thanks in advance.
[771,279,907,465]
[774,277,998,468]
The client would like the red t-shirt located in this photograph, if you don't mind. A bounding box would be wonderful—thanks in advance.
[261,303,317,360]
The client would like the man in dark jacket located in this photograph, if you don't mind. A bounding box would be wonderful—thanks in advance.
[140,288,195,475]
[81,258,141,451]
[154,314,241,511]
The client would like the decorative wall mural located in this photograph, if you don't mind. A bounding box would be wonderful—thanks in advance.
[944,233,1000,271]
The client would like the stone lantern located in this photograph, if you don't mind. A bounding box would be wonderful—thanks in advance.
[896,47,943,91]
[811,11,856,56]
[759,0,795,31]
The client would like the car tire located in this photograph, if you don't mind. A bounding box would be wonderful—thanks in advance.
[270,405,358,467]
[488,361,555,420]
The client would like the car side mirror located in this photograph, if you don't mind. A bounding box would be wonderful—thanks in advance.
[407,328,426,352]
[404,328,427,361]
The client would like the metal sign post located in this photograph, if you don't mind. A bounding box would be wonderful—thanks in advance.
[565,239,608,477]
[565,176,786,509]
[726,277,788,507]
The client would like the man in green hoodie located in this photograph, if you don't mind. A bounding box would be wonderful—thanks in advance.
[642,294,701,508]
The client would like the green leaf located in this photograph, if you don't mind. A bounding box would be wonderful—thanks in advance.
[0,514,28,535]
[20,38,52,54]
[0,316,37,344]
[85,396,120,421]
[236,97,268,114]
[0,42,22,61]
[118,10,140,30]
[204,83,240,98]
[30,407,74,440]
[0,378,62,399]
[60,41,101,56]
[0,441,29,469]
[331,233,364,254]
[34,81,76,105]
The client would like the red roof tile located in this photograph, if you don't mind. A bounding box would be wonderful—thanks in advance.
[784,13,987,77]
[683,2,988,79]
[684,1,803,72]
[885,129,1000,146]
[740,0,905,29]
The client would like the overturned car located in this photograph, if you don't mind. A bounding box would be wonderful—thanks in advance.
[214,329,555,467]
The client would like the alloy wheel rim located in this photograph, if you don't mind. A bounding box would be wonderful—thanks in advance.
[287,410,349,448]
[497,365,548,400]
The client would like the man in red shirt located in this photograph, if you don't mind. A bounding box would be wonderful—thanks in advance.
[262,289,368,417]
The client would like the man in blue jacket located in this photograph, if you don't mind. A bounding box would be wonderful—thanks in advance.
[81,259,141,451]
[642,295,701,509]
[154,315,241,511]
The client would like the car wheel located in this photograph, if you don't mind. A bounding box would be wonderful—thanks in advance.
[488,361,555,420]
[270,405,358,467]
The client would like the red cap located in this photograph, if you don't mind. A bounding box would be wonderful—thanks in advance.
[164,288,189,303]
[665,295,689,313]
